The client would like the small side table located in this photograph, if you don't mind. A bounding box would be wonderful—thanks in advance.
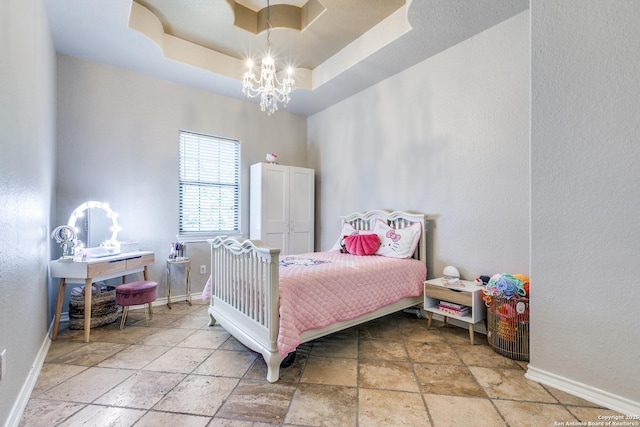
[424,278,487,345]
[166,258,191,309]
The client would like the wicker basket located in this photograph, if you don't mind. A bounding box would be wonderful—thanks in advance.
[487,296,530,361]
[69,284,118,330]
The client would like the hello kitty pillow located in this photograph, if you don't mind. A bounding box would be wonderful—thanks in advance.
[373,218,422,258]
[330,223,375,251]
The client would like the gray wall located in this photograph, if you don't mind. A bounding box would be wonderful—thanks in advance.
[0,0,56,425]
[528,0,640,410]
[308,12,530,281]
[54,55,308,305]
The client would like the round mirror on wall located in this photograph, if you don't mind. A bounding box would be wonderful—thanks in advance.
[67,201,120,248]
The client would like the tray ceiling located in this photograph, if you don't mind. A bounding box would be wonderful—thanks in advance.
[44,0,529,116]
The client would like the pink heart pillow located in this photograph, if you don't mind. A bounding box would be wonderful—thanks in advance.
[344,233,381,256]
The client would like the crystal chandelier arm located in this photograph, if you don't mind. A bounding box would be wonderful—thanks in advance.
[242,67,261,98]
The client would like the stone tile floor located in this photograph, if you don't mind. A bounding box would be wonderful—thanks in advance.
[20,299,622,426]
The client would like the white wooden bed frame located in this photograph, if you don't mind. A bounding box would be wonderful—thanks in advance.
[207,210,426,382]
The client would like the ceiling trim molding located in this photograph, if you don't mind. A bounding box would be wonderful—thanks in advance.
[231,0,326,34]
[127,0,408,92]
[312,3,412,90]
[128,2,263,85]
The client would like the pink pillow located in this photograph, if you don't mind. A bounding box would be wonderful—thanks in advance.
[344,233,380,256]
[330,223,374,251]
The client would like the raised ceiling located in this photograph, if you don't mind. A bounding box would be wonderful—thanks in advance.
[44,0,529,116]
[135,0,405,70]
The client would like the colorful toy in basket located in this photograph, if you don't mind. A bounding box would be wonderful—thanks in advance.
[481,273,529,306]
[513,273,530,297]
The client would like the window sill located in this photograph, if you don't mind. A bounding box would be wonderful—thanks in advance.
[176,233,244,243]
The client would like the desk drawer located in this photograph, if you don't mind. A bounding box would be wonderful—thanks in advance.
[424,284,472,306]
[126,254,154,270]
[88,259,126,277]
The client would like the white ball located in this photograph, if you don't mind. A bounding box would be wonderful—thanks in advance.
[443,265,460,279]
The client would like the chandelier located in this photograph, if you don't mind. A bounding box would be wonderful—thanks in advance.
[242,0,294,115]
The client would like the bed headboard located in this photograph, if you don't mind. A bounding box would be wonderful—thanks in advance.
[339,210,427,264]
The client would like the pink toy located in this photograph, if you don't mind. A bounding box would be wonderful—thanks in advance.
[344,233,381,256]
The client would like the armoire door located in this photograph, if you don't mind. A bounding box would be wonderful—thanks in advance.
[250,163,290,254]
[289,166,314,254]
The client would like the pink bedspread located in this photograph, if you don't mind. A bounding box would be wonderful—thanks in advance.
[277,251,426,356]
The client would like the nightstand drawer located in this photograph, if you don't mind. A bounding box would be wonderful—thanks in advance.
[424,284,472,306]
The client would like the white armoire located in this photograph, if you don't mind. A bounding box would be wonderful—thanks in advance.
[250,162,315,255]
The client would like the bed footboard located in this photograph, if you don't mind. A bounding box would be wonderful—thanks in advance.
[207,236,283,382]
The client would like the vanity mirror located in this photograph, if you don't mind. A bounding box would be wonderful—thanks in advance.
[67,201,120,249]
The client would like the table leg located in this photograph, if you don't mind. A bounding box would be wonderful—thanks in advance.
[166,262,172,309]
[84,279,92,342]
[427,311,433,329]
[483,318,488,345]
[469,324,475,345]
[186,263,192,306]
[143,265,149,281]
[52,278,67,340]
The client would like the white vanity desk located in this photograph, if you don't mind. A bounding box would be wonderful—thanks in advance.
[50,251,155,342]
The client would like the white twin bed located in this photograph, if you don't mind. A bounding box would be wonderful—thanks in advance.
[206,210,427,382]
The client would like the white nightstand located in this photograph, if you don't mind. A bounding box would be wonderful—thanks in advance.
[424,278,487,345]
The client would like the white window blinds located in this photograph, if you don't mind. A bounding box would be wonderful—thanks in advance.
[179,130,240,236]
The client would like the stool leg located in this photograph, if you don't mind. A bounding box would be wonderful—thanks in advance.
[148,302,153,320]
[120,306,129,330]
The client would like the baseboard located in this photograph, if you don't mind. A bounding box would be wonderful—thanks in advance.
[526,365,640,415]
[154,294,200,306]
[3,326,52,427]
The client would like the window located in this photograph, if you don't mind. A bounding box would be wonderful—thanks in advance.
[178,130,240,237]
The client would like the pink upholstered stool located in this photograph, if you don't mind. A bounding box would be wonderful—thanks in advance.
[115,281,158,330]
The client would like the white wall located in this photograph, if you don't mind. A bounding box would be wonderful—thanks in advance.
[528,0,640,413]
[308,11,530,280]
[0,0,56,425]
[55,55,308,305]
